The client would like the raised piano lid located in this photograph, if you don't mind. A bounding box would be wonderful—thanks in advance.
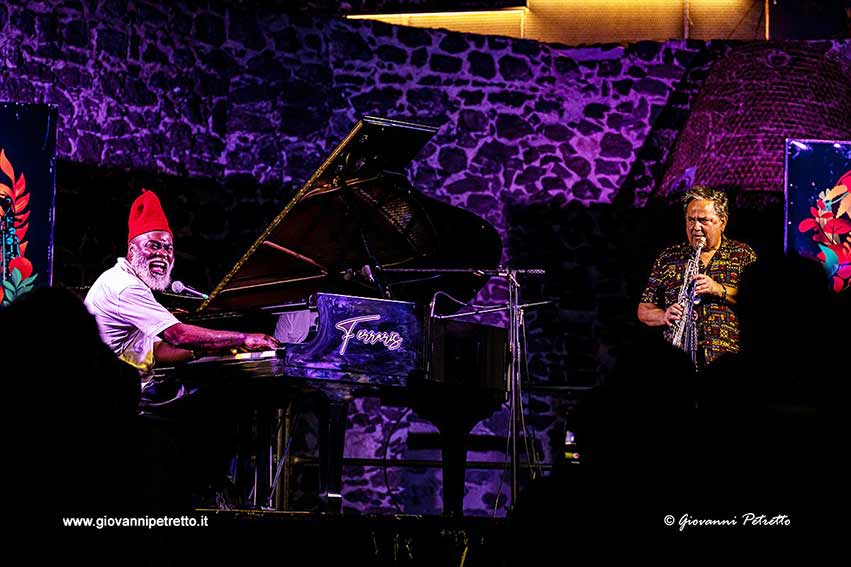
[200,116,502,311]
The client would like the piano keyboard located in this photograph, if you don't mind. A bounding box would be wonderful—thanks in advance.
[190,348,283,365]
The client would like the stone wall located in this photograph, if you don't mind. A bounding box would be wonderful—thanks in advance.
[2,0,848,515]
[657,41,851,206]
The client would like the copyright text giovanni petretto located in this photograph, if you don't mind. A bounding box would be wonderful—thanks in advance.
[663,513,791,531]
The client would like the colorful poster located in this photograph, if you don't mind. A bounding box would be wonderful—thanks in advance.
[785,139,851,293]
[0,102,58,306]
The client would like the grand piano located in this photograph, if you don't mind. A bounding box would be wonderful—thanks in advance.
[157,116,506,516]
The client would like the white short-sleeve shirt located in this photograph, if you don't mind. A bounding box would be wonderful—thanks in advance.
[84,258,179,372]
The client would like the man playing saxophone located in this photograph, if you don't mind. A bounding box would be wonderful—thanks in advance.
[637,187,757,370]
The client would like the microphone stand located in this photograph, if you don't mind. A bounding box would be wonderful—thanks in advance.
[337,153,392,299]
[388,266,546,509]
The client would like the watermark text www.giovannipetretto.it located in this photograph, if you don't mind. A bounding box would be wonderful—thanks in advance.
[663,513,791,532]
[62,515,209,529]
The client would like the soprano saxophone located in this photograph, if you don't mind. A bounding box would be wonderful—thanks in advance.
[670,238,705,351]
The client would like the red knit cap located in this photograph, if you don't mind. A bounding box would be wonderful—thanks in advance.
[128,189,172,242]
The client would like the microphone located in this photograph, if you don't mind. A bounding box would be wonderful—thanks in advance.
[341,266,375,284]
[170,280,209,299]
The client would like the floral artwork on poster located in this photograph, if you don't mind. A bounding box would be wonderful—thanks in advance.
[0,103,57,307]
[785,139,851,293]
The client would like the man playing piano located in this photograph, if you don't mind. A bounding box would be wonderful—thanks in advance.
[84,189,279,508]
[85,189,279,409]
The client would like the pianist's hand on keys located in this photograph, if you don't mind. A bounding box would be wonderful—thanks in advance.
[243,333,279,351]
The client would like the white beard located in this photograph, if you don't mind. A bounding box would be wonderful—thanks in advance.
[129,254,173,292]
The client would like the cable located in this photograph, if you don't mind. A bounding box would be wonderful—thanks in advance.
[515,334,537,480]
[267,413,296,509]
[248,409,296,509]
[491,400,513,518]
[458,530,470,567]
[431,290,495,311]
[382,407,412,514]
[519,314,545,479]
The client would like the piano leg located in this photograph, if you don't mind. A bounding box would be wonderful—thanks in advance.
[410,381,507,518]
[317,388,353,514]
[252,408,273,508]
[439,426,469,518]
[276,405,293,511]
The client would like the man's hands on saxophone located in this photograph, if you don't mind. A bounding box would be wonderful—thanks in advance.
[662,303,684,326]
[691,273,725,301]
[640,272,733,328]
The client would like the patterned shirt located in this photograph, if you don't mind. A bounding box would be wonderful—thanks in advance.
[640,238,757,368]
